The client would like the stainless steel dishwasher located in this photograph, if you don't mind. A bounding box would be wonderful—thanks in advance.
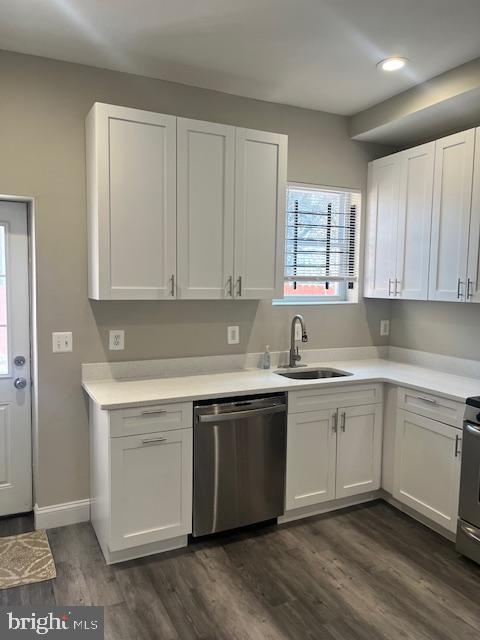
[193,393,287,537]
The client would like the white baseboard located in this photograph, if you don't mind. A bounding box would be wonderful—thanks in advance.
[34,499,91,530]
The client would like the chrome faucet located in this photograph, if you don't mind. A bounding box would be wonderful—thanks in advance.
[289,315,308,368]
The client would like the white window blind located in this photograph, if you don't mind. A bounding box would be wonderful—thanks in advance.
[285,184,361,290]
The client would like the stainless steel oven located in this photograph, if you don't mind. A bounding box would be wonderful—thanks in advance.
[193,393,287,537]
[457,397,480,563]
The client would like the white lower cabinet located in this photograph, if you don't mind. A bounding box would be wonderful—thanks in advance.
[286,397,383,512]
[110,429,193,551]
[336,404,383,499]
[286,409,337,510]
[393,409,461,533]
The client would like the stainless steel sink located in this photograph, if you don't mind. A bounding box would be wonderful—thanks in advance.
[275,367,352,380]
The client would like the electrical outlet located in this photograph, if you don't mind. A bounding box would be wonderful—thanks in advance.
[227,326,240,345]
[294,323,303,341]
[109,330,125,351]
[380,320,390,336]
[52,331,73,353]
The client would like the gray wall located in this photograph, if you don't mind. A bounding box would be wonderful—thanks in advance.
[390,300,480,361]
[0,49,391,507]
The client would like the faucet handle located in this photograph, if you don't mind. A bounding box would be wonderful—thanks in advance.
[301,334,308,343]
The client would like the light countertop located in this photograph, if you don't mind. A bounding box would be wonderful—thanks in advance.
[82,358,480,410]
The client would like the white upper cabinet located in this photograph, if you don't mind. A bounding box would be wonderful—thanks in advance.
[234,128,287,299]
[364,143,434,300]
[87,104,287,300]
[395,142,435,299]
[428,129,475,302]
[466,128,480,303]
[177,119,235,299]
[364,154,401,298]
[87,103,177,300]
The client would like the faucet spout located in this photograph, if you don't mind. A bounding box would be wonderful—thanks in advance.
[289,315,309,368]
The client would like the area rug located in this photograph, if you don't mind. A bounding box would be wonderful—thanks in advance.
[0,529,56,589]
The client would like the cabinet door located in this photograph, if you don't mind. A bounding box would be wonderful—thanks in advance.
[364,154,401,298]
[87,103,177,300]
[177,118,235,299]
[395,142,434,300]
[336,404,382,499]
[110,429,192,551]
[466,128,480,303]
[393,410,461,533]
[286,409,337,510]
[234,128,287,299]
[428,129,475,302]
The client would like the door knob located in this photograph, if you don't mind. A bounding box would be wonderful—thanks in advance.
[14,377,27,390]
[14,355,26,367]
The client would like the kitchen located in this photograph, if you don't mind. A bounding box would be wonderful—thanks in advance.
[0,1,480,638]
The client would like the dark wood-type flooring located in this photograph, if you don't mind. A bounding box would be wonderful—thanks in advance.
[1,501,480,639]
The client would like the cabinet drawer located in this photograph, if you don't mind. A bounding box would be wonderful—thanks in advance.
[288,384,383,414]
[397,387,463,427]
[110,402,192,437]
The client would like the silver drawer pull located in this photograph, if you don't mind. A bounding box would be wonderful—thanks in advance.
[141,409,167,416]
[454,434,461,457]
[415,396,438,405]
[141,436,167,445]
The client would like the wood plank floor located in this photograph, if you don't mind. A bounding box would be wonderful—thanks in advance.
[1,501,480,639]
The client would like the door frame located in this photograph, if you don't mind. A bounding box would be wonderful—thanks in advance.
[0,194,38,513]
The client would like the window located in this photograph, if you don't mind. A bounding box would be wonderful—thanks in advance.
[275,183,361,304]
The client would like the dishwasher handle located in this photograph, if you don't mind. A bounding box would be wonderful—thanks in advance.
[197,404,286,423]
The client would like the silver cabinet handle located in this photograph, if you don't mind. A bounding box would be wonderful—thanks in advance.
[332,410,338,433]
[415,396,438,405]
[395,279,401,296]
[457,278,464,299]
[170,274,175,297]
[467,278,474,299]
[454,434,461,457]
[341,411,346,432]
[141,436,168,445]
[388,279,393,296]
[141,409,167,416]
[237,275,242,297]
[227,275,233,297]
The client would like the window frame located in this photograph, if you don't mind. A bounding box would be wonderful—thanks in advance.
[274,181,361,306]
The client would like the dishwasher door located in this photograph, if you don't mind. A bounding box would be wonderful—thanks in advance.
[193,395,287,537]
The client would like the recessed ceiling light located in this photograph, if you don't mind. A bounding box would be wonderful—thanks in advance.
[377,57,408,72]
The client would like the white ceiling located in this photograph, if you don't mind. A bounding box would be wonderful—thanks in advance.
[1,0,480,115]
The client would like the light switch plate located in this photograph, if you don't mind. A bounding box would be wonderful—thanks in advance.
[109,330,125,351]
[52,331,73,353]
[227,326,240,345]
[380,320,390,336]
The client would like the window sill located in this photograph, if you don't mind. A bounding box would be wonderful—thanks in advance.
[272,299,358,306]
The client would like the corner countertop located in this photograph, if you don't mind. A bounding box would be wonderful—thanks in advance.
[82,358,480,410]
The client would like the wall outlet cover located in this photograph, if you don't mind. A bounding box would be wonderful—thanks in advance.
[109,330,125,351]
[227,326,240,345]
[380,320,390,336]
[52,331,73,353]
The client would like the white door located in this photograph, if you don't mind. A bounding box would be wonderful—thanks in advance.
[428,129,475,302]
[364,154,401,298]
[110,429,192,551]
[0,201,32,516]
[395,142,435,300]
[393,410,461,533]
[336,404,382,499]
[87,103,177,300]
[466,128,480,303]
[177,118,235,299]
[285,409,337,510]
[234,128,287,299]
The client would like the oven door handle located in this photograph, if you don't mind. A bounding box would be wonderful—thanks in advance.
[466,423,480,436]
